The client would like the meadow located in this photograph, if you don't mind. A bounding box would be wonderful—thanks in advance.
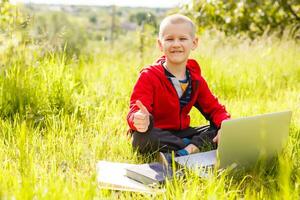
[0,30,299,199]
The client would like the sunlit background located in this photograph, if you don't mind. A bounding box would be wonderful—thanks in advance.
[11,0,190,8]
[0,0,299,199]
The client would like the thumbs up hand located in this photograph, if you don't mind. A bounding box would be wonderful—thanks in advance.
[133,100,150,133]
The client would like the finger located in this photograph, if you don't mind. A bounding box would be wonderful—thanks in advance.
[134,121,148,128]
[133,121,146,126]
[213,131,220,142]
[135,125,145,131]
[136,127,147,132]
[134,120,147,126]
[136,100,149,115]
[135,125,147,132]
[134,115,148,122]
[134,118,149,127]
[134,112,146,120]
[213,136,217,143]
[213,135,218,143]
[138,128,147,133]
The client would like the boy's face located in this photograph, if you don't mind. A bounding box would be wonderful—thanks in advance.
[158,22,198,68]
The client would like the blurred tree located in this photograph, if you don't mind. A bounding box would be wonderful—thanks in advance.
[110,5,116,48]
[89,15,97,24]
[0,0,27,33]
[0,1,33,67]
[182,0,300,39]
[31,12,87,58]
[129,11,157,29]
[128,11,158,64]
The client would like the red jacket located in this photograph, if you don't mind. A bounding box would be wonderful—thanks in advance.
[127,57,230,131]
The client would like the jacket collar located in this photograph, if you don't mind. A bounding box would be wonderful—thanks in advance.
[152,56,202,81]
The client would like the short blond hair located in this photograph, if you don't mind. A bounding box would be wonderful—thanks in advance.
[159,14,196,39]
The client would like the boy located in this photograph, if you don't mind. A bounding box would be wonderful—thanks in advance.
[127,14,230,163]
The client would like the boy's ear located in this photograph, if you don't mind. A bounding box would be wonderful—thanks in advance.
[192,37,199,50]
[157,39,163,51]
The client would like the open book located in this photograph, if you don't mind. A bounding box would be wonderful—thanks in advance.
[96,161,165,193]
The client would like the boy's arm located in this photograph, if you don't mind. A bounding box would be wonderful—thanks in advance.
[127,71,154,132]
[194,76,230,129]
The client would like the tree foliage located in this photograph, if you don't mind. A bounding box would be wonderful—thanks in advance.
[0,1,28,34]
[31,12,88,57]
[182,0,300,38]
[1,2,89,60]
[129,11,157,28]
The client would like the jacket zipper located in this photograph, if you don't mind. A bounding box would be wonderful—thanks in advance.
[180,80,199,130]
[166,77,182,130]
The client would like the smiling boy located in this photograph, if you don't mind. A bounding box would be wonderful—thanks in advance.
[127,14,230,164]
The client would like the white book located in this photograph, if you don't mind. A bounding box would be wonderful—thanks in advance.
[96,161,164,194]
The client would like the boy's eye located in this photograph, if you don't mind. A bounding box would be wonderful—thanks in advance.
[180,38,188,41]
[165,38,173,41]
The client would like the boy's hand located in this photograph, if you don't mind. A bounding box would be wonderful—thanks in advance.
[133,100,150,133]
[213,130,221,145]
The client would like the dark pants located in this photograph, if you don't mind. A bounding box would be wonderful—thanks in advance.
[132,125,218,154]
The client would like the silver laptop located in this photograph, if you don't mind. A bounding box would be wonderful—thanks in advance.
[174,111,292,169]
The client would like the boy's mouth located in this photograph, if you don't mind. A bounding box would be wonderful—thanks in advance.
[170,50,183,53]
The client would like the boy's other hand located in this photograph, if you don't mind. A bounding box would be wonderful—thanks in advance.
[213,131,220,145]
[133,100,150,133]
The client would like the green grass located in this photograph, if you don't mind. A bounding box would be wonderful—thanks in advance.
[0,32,299,199]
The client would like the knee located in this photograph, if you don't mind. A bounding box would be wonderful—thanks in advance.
[131,129,160,154]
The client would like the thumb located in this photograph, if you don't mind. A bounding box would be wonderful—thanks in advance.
[136,100,149,115]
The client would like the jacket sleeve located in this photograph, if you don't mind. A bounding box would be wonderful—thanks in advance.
[127,70,154,132]
[194,76,230,129]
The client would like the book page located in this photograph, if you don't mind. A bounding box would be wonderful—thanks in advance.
[96,161,159,193]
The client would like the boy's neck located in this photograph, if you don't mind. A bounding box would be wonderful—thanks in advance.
[163,61,187,80]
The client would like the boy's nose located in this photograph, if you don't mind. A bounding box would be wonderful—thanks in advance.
[172,39,181,46]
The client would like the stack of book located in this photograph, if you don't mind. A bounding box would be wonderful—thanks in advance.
[96,161,172,193]
[125,162,173,185]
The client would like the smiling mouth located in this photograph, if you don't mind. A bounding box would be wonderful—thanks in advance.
[170,51,183,53]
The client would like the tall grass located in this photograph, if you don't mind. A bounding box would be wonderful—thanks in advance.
[0,31,299,199]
